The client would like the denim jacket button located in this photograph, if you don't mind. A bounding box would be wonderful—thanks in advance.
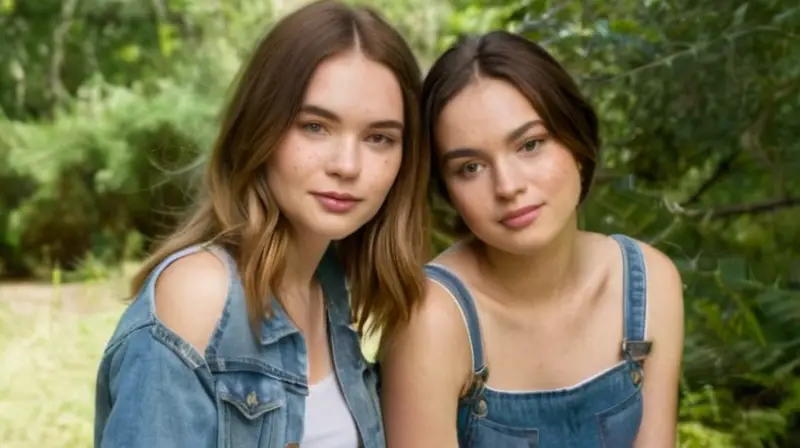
[474,399,488,417]
[246,391,258,407]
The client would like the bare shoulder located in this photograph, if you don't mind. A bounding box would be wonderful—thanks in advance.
[382,270,473,393]
[153,249,230,355]
[630,238,685,337]
[635,239,684,302]
[418,275,473,350]
[380,269,474,446]
[636,239,682,285]
[391,274,472,364]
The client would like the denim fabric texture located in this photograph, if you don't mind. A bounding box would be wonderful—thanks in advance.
[94,243,384,448]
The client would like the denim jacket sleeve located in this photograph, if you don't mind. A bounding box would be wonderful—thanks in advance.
[94,325,217,448]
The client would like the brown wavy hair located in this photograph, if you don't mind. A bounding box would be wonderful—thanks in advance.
[130,0,430,341]
[422,31,599,235]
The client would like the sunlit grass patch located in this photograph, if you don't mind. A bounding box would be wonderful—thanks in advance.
[0,301,124,447]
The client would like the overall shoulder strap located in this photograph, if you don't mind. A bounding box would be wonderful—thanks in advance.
[424,263,488,385]
[610,234,652,363]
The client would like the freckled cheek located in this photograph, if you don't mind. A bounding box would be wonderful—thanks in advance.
[299,150,322,175]
[278,141,327,180]
[369,153,403,193]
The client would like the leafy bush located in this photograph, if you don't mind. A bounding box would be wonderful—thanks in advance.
[0,79,223,278]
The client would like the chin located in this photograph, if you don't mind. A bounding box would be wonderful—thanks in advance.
[304,216,368,242]
[492,239,549,255]
[478,224,559,254]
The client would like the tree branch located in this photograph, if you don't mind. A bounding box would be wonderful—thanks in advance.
[682,197,800,218]
[49,0,79,110]
[588,25,787,84]
[681,78,800,207]
[81,9,192,38]
[151,0,168,28]
[593,171,620,184]
[681,151,739,206]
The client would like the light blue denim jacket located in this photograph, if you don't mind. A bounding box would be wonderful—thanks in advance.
[94,242,384,447]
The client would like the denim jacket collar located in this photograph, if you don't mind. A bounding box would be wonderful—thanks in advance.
[260,244,353,344]
[205,244,354,361]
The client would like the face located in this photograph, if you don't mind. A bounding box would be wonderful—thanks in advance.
[267,51,405,241]
[435,77,582,254]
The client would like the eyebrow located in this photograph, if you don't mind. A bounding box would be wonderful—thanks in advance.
[299,104,404,131]
[439,119,545,164]
[506,120,543,144]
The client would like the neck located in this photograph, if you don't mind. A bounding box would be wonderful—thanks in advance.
[475,215,582,305]
[279,229,331,302]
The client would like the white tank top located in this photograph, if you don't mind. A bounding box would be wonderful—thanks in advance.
[300,374,359,448]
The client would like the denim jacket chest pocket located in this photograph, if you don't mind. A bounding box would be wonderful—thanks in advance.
[216,370,287,448]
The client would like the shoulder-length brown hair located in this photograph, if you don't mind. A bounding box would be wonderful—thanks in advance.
[422,31,599,234]
[131,0,429,341]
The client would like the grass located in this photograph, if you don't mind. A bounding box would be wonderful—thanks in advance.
[0,300,125,447]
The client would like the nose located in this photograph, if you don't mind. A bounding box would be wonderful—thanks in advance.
[493,158,526,200]
[326,136,361,179]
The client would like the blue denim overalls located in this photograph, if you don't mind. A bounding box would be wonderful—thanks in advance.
[425,234,650,447]
[94,242,384,448]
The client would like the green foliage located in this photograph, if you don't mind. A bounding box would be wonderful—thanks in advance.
[0,79,221,276]
[0,0,286,277]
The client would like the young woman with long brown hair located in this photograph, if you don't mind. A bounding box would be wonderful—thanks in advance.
[381,31,684,447]
[93,1,428,447]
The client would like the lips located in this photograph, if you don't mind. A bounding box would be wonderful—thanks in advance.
[311,191,362,214]
[499,204,543,229]
[313,191,359,201]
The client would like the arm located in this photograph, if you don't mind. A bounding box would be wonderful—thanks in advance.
[634,244,685,448]
[380,281,473,448]
[95,251,229,448]
[96,330,218,448]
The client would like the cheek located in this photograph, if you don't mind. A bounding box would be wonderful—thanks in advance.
[268,134,321,182]
[366,150,403,192]
[532,150,582,203]
[447,181,492,225]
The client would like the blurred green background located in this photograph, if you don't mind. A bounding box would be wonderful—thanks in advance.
[1,0,799,446]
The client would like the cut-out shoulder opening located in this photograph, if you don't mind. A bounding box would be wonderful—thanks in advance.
[153,249,230,356]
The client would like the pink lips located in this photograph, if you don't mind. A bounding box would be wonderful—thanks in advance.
[311,191,362,213]
[499,204,542,229]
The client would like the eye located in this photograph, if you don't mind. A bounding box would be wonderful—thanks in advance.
[366,133,395,146]
[457,161,484,177]
[302,122,324,133]
[520,138,544,153]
